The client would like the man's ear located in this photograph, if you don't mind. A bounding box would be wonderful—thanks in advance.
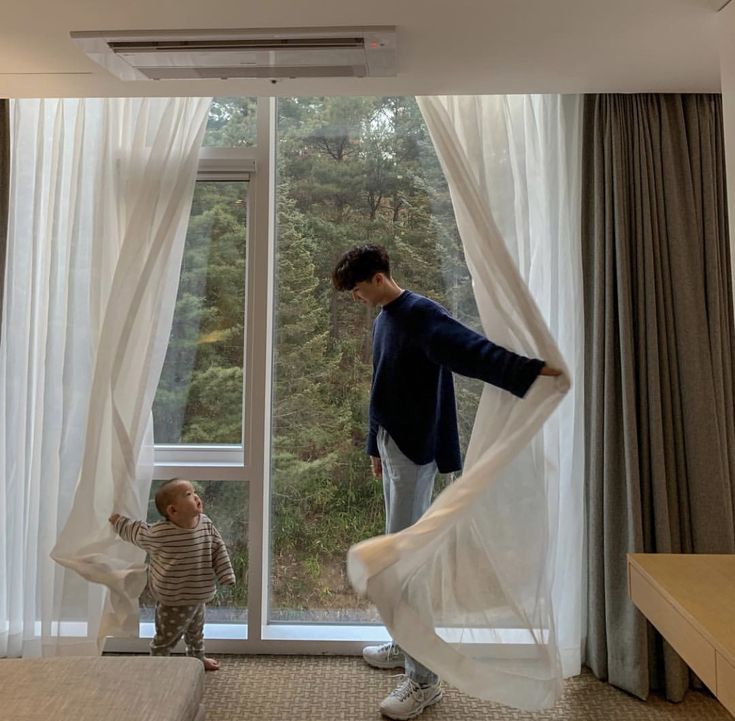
[373,272,385,286]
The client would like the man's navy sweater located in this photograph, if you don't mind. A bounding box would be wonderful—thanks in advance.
[367,290,545,473]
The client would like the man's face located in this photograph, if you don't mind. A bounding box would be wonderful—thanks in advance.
[351,275,384,308]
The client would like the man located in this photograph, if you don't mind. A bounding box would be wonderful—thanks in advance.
[332,244,561,720]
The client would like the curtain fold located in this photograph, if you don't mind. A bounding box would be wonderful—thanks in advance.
[348,95,582,711]
[0,97,210,657]
[583,93,735,701]
[0,99,8,346]
[444,94,586,677]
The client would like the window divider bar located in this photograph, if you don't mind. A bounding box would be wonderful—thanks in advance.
[153,466,250,482]
[199,146,257,162]
[242,96,276,643]
[196,171,252,181]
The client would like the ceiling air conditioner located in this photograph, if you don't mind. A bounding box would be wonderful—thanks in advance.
[70,27,397,81]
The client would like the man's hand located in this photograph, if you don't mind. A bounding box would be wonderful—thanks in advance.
[370,456,382,478]
[108,513,120,525]
[539,365,562,377]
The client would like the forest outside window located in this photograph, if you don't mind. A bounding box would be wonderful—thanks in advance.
[269,97,482,624]
[152,179,248,448]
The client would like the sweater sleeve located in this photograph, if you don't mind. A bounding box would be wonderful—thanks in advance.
[418,308,545,398]
[212,527,236,586]
[366,413,379,457]
[366,319,380,457]
[112,516,158,552]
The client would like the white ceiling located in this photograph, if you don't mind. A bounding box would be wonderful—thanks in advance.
[0,0,728,98]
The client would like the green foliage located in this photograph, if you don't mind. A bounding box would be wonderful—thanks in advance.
[153,181,247,445]
[204,97,258,147]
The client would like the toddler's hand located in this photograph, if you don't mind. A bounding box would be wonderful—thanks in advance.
[109,513,120,525]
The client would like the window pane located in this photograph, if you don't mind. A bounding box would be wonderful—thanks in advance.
[269,97,481,623]
[153,181,247,445]
[204,97,257,147]
[141,480,248,625]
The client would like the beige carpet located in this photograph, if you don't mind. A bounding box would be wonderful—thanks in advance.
[203,655,733,721]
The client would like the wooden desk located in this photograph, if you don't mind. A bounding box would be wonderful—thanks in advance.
[628,553,735,716]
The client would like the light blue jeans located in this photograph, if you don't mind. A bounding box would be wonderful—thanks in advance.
[377,426,439,686]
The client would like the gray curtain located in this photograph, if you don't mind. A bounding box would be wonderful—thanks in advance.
[583,94,735,702]
[0,99,8,345]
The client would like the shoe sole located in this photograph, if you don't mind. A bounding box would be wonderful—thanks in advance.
[380,688,443,720]
[362,652,405,670]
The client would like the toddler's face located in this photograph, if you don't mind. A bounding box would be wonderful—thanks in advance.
[170,481,203,520]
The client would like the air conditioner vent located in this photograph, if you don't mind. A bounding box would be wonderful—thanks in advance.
[70,27,396,81]
[142,66,363,80]
[107,38,366,52]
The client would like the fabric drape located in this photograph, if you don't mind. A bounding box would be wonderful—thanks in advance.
[348,94,583,711]
[438,95,586,677]
[583,93,735,701]
[0,99,8,346]
[0,97,210,656]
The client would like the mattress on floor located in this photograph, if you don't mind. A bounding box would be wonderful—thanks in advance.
[0,656,205,721]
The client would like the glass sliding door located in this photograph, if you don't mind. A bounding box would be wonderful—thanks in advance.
[268,97,481,625]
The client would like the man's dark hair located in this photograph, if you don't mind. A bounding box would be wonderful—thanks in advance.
[155,478,184,518]
[332,245,391,291]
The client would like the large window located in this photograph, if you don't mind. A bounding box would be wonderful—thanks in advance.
[120,96,480,652]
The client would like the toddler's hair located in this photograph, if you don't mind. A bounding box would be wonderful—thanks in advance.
[155,478,184,519]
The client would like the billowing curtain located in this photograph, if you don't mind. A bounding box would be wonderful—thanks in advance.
[348,95,583,711]
[0,97,210,656]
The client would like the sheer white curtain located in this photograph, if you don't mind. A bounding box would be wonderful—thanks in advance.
[0,97,210,657]
[348,95,583,710]
[438,95,585,677]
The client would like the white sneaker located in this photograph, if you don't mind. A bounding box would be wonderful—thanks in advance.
[379,677,443,720]
[362,642,405,669]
